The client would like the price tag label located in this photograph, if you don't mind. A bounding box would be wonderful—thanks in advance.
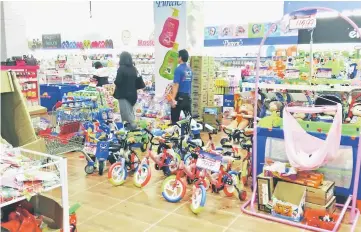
[84,145,96,155]
[289,9,317,30]
[316,68,332,79]
[196,151,222,173]
[285,69,300,79]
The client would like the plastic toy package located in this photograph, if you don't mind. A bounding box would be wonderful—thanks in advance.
[0,144,61,205]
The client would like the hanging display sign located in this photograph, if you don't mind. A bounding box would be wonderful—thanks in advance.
[204,23,298,47]
[42,34,61,49]
[289,9,317,30]
[298,16,361,44]
[154,1,187,93]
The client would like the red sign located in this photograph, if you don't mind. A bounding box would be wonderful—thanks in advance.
[138,40,154,46]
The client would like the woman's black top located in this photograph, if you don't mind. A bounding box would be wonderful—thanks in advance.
[113,65,138,106]
[93,76,109,87]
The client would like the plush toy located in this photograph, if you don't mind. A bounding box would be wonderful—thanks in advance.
[259,100,283,128]
[346,102,361,124]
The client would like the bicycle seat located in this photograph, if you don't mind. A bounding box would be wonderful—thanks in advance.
[241,143,252,150]
[222,144,233,149]
[109,144,122,152]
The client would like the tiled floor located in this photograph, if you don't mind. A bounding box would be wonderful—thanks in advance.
[43,141,361,232]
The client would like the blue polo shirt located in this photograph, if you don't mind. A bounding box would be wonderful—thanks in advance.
[173,63,192,95]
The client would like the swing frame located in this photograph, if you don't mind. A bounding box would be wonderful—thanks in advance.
[241,7,361,232]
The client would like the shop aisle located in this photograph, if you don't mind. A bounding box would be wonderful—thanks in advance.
[43,141,361,232]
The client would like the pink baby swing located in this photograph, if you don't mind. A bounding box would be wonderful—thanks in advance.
[241,7,361,232]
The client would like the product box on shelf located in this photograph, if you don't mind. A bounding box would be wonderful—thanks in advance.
[305,196,336,214]
[271,181,306,222]
[214,95,224,107]
[257,174,275,213]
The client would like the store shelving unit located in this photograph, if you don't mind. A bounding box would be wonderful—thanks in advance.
[242,82,359,92]
[241,6,361,232]
[0,65,40,107]
[0,147,69,231]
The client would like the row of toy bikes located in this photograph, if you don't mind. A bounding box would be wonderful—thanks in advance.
[79,115,253,214]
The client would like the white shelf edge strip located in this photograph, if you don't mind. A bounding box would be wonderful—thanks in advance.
[242,83,359,92]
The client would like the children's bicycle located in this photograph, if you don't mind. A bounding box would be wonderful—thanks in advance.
[107,129,150,186]
[161,160,208,214]
[148,135,182,176]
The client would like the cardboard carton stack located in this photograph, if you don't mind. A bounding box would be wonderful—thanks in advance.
[190,56,213,117]
[207,57,216,107]
[257,171,336,221]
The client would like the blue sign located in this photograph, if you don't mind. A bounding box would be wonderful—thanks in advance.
[204,36,298,47]
[284,1,361,15]
[223,94,235,107]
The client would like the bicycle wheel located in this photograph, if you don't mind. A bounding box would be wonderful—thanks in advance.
[162,152,181,176]
[161,175,186,203]
[98,160,105,175]
[183,153,193,168]
[133,164,152,188]
[108,162,128,186]
[190,185,206,214]
[223,171,240,197]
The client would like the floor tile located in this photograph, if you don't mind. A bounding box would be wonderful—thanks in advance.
[174,203,237,227]
[71,191,121,210]
[87,211,149,232]
[87,182,140,200]
[156,213,225,232]
[108,201,169,224]
[146,225,178,232]
[128,189,185,211]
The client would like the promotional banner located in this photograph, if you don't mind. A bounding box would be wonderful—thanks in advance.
[204,22,298,47]
[298,16,361,44]
[154,1,187,94]
[284,1,361,15]
[186,1,204,56]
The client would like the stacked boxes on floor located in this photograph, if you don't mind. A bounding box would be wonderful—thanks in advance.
[256,172,336,221]
[190,56,215,117]
[207,57,216,107]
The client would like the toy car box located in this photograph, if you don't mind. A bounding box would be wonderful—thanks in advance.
[271,181,306,222]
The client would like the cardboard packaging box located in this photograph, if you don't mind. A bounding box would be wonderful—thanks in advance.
[305,196,336,214]
[306,181,335,205]
[274,178,334,205]
[257,174,274,213]
[272,182,306,222]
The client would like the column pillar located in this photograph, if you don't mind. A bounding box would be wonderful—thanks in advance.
[1,1,28,60]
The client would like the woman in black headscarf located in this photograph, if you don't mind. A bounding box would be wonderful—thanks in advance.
[113,52,144,129]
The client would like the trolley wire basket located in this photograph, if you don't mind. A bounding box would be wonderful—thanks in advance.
[39,133,85,156]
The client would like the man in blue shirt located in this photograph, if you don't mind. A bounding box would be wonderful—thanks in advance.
[170,49,192,124]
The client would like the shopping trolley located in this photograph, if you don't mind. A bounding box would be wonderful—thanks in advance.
[37,99,96,158]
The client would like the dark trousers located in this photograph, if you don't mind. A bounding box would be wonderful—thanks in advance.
[171,93,191,125]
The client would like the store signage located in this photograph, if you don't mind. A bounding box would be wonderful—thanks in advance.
[196,151,222,173]
[349,28,361,39]
[289,9,317,30]
[204,22,298,47]
[138,40,155,46]
[223,95,235,107]
[155,1,183,7]
[42,34,61,49]
[223,39,243,47]
[298,16,361,44]
[284,1,361,15]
